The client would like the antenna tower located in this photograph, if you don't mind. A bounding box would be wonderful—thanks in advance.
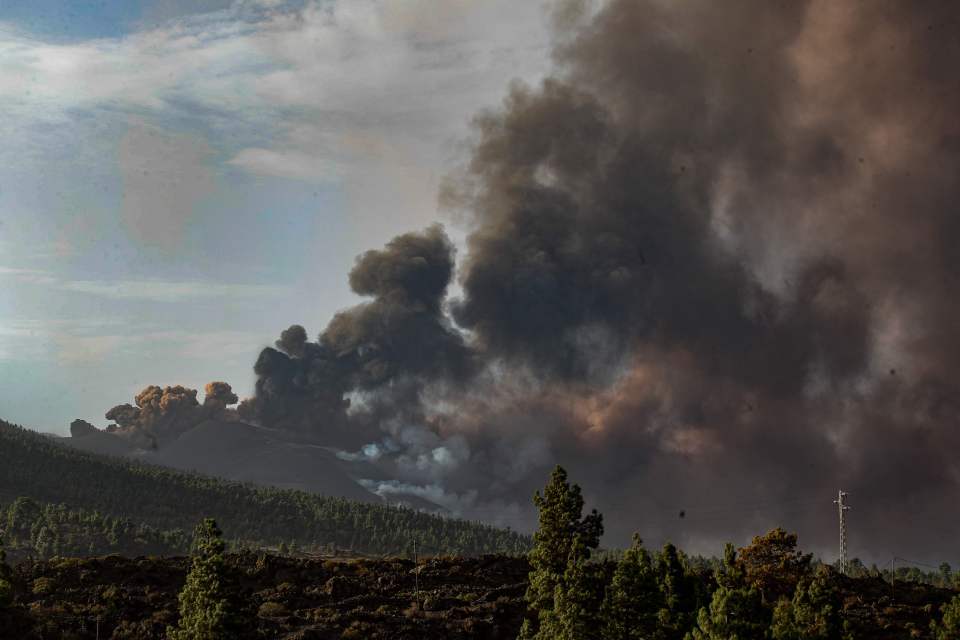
[833,490,851,574]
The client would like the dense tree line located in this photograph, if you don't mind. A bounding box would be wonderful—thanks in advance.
[0,420,529,557]
[519,466,960,640]
[843,558,960,591]
[0,497,191,561]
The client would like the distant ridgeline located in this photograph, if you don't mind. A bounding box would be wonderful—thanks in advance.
[0,420,530,557]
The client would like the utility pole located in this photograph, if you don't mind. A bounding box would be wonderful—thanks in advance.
[413,538,420,604]
[834,490,851,575]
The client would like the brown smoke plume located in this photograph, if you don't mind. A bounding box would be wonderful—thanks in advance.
[102,382,240,447]
[246,0,960,561]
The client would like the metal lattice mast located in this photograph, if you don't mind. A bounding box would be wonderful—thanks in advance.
[833,490,851,574]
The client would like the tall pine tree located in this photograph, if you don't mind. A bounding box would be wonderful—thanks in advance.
[738,528,812,604]
[689,544,769,640]
[654,542,701,638]
[519,465,603,640]
[770,566,843,640]
[601,534,664,640]
[541,534,604,640]
[168,518,231,640]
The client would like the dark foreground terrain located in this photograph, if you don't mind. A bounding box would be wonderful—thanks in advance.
[0,553,955,639]
[0,554,528,639]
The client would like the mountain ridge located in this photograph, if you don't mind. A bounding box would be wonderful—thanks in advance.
[0,419,529,557]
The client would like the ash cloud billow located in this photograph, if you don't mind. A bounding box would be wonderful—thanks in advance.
[243,0,960,561]
[242,224,472,447]
[100,382,241,448]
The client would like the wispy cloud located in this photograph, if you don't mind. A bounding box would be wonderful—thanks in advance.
[0,0,549,241]
[0,267,290,302]
[227,147,342,182]
[52,329,264,364]
[0,314,266,364]
[0,0,550,429]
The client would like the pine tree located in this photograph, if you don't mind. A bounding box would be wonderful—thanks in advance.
[548,534,604,640]
[931,594,960,640]
[519,465,603,640]
[0,531,12,607]
[601,534,663,640]
[654,542,701,638]
[167,519,231,640]
[770,567,843,640]
[738,528,812,603]
[689,544,769,640]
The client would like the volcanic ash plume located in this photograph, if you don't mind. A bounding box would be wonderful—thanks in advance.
[242,224,473,447]
[101,382,241,447]
[248,0,960,560]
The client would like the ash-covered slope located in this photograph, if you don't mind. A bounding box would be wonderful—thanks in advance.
[66,418,378,504]
[0,419,530,556]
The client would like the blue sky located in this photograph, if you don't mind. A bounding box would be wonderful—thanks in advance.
[0,0,550,432]
[0,0,147,40]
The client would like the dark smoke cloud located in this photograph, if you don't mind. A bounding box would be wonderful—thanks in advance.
[245,0,960,562]
[69,419,99,438]
[243,225,472,445]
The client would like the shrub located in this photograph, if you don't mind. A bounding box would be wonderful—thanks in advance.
[257,601,289,618]
[32,577,55,596]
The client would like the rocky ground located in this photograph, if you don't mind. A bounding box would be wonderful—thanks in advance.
[0,553,529,639]
[0,553,955,639]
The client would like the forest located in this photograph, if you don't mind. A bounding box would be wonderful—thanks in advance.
[1,497,191,561]
[0,419,530,557]
[1,461,958,638]
[515,467,960,640]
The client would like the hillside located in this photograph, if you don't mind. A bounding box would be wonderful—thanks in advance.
[65,419,380,504]
[0,420,529,557]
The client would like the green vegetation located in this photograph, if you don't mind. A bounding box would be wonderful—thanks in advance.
[553,534,606,639]
[0,531,12,608]
[168,519,232,640]
[518,465,603,639]
[520,466,958,640]
[599,534,661,639]
[689,544,768,640]
[2,497,190,561]
[770,567,843,640]
[931,593,960,639]
[0,419,529,556]
[738,528,812,604]
[654,541,706,637]
[0,552,532,638]
[2,424,957,639]
[843,558,960,590]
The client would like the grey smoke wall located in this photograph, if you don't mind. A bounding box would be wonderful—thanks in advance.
[247,0,960,562]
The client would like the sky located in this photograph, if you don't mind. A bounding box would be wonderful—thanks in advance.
[0,0,551,432]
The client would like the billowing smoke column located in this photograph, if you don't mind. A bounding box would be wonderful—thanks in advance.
[249,0,960,560]
[242,224,473,447]
[101,382,241,447]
